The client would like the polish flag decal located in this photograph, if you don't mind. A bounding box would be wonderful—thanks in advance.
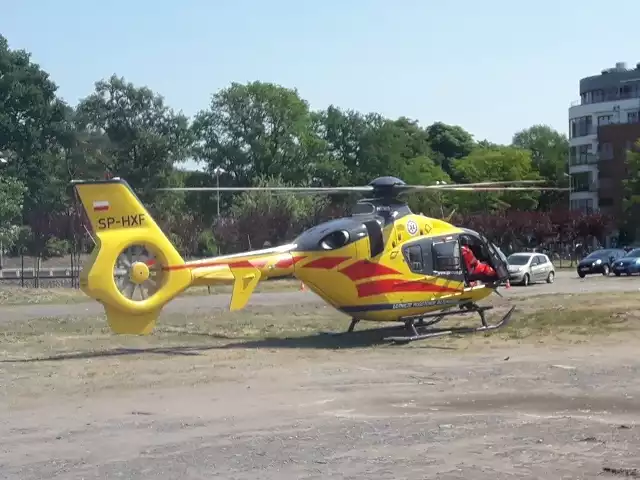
[93,200,110,212]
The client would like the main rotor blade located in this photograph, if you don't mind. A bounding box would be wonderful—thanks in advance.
[431,186,570,191]
[401,180,547,190]
[157,180,560,195]
[157,186,373,193]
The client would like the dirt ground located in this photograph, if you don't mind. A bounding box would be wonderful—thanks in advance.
[2,292,640,479]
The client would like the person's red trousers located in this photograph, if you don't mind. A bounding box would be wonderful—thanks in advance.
[473,262,496,277]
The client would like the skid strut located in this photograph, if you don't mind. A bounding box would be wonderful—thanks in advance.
[384,304,516,344]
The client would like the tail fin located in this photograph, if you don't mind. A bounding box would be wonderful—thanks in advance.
[72,178,193,334]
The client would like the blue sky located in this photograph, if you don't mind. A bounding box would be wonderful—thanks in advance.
[2,0,638,149]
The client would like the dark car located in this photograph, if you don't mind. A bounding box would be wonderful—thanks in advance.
[612,248,640,276]
[577,248,627,278]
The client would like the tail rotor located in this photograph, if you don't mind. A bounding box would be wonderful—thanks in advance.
[113,244,166,302]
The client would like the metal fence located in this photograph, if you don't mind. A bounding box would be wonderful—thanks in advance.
[0,266,82,288]
[0,246,583,290]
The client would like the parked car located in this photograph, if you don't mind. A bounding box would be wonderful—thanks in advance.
[612,248,640,276]
[576,248,627,277]
[507,252,555,286]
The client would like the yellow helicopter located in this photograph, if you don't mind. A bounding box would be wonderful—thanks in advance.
[70,176,565,344]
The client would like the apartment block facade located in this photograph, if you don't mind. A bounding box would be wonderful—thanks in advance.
[568,62,640,223]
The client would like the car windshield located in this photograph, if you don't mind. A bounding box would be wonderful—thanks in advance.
[585,249,618,259]
[623,249,640,258]
[507,254,531,265]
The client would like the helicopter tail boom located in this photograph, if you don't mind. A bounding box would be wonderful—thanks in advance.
[72,178,194,334]
[71,178,300,334]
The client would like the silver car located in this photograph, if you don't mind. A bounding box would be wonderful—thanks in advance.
[507,252,555,286]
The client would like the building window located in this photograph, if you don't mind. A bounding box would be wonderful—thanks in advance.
[570,144,593,165]
[628,111,639,124]
[604,88,619,102]
[570,116,593,138]
[599,142,613,160]
[592,90,604,103]
[598,115,613,126]
[599,197,614,207]
[571,171,594,192]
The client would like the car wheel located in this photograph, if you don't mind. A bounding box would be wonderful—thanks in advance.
[602,265,610,276]
[522,273,530,286]
[546,271,554,283]
[578,271,586,278]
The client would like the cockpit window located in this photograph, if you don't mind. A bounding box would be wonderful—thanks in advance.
[319,230,350,250]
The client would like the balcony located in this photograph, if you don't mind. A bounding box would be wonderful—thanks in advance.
[569,126,596,139]
[569,153,599,166]
[572,181,599,193]
[570,89,640,107]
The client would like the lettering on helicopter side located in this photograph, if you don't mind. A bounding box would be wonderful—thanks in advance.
[406,220,418,236]
[97,213,146,230]
[391,298,460,310]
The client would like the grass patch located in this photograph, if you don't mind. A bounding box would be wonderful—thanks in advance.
[1,292,639,359]
[0,278,301,306]
[0,303,348,359]
[0,287,90,305]
[2,292,640,400]
[493,292,639,342]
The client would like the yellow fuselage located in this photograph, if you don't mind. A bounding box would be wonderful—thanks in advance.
[287,214,492,322]
[181,213,494,323]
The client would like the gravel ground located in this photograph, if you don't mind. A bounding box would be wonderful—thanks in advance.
[2,342,640,479]
[2,271,640,479]
[3,269,640,323]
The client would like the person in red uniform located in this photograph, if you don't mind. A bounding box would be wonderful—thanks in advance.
[460,237,497,280]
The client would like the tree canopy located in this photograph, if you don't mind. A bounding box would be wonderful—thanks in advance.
[0,33,613,259]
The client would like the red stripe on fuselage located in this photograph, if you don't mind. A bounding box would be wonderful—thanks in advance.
[162,255,305,271]
[303,257,350,269]
[338,260,400,281]
[274,255,306,269]
[356,279,460,298]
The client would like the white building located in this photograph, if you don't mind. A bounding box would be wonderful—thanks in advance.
[568,62,640,213]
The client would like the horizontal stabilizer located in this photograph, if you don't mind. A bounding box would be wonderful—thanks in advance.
[230,267,262,311]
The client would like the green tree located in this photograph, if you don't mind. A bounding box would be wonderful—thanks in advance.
[452,146,541,212]
[75,75,193,215]
[511,124,569,210]
[476,139,501,149]
[397,156,453,217]
[621,139,640,239]
[0,175,26,251]
[424,122,475,178]
[313,108,433,185]
[192,81,326,187]
[0,34,70,216]
[214,174,328,252]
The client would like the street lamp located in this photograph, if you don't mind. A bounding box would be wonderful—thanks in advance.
[0,155,9,269]
[435,180,446,218]
[212,166,226,218]
[564,173,572,210]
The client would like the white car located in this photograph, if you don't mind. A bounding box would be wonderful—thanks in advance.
[506,252,555,286]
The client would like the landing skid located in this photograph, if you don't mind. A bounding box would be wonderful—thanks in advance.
[384,304,516,344]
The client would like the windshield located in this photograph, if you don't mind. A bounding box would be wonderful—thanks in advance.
[585,249,617,259]
[507,254,531,265]
[493,244,508,263]
[623,248,640,258]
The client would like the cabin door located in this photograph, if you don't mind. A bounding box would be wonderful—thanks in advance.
[430,236,466,290]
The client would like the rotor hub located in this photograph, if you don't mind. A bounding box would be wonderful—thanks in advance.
[129,261,150,284]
